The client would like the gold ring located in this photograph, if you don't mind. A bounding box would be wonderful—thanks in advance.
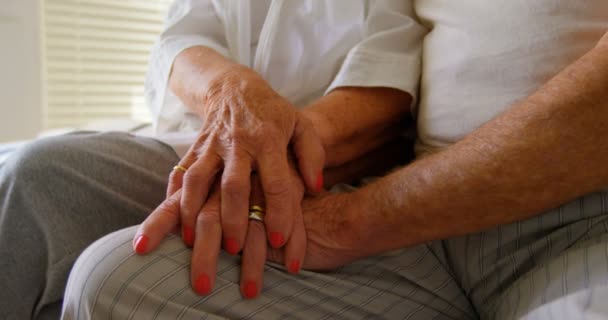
[249,205,264,213]
[248,210,265,222]
[173,165,188,173]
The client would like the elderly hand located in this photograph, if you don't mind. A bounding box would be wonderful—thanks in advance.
[133,166,308,298]
[169,66,323,253]
[135,61,324,276]
[265,191,364,272]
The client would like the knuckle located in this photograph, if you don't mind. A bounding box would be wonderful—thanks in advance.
[257,125,288,147]
[168,170,180,181]
[229,127,251,142]
[196,209,220,225]
[260,140,283,154]
[259,122,281,136]
[167,178,181,190]
[264,178,292,197]
[183,170,209,186]
[222,178,249,199]
[157,199,180,218]
[179,196,198,216]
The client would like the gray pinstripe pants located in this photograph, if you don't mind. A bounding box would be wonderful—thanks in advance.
[3,132,607,319]
[59,133,608,319]
[62,203,608,320]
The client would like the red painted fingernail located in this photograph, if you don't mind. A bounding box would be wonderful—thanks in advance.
[182,226,194,247]
[288,259,301,274]
[243,281,258,299]
[315,172,324,192]
[224,237,239,255]
[134,235,148,254]
[269,232,285,248]
[194,274,211,295]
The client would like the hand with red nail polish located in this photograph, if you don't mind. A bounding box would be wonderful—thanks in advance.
[265,191,364,273]
[165,49,326,262]
[236,174,307,299]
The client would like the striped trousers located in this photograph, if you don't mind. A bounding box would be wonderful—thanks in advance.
[58,133,608,319]
[3,132,607,319]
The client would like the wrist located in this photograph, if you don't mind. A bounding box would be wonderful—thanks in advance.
[335,189,378,259]
[169,46,241,116]
[194,64,247,109]
[347,172,425,257]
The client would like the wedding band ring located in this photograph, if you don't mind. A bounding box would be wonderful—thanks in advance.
[249,205,264,213]
[173,165,188,173]
[248,210,265,222]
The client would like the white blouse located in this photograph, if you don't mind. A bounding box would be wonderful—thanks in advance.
[144,0,426,157]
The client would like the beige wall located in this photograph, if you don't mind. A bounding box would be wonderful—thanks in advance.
[0,0,42,142]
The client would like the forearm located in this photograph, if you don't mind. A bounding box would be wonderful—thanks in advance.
[302,87,412,167]
[170,45,413,167]
[348,38,608,257]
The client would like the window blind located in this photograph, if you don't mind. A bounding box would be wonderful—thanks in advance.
[42,0,173,129]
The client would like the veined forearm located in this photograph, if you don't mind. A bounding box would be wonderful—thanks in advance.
[302,87,412,167]
[350,38,608,257]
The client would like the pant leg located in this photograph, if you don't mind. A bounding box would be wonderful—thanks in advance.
[62,226,478,320]
[493,233,608,320]
[0,132,179,320]
[441,191,608,319]
[510,282,608,320]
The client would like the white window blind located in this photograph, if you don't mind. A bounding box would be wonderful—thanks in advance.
[42,0,173,129]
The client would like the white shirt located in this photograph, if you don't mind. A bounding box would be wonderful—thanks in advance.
[145,0,426,157]
[414,0,608,156]
[146,0,608,159]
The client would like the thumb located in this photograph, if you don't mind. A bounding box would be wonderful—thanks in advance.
[292,114,325,193]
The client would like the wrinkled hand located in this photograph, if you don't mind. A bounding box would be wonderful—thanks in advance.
[168,67,323,254]
[135,64,324,279]
[134,169,307,298]
[265,191,363,272]
[217,174,307,298]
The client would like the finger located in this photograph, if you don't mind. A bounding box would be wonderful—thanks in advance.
[191,184,222,296]
[180,149,222,247]
[167,150,198,198]
[220,153,252,255]
[292,114,325,193]
[133,189,182,254]
[240,219,267,299]
[283,199,306,274]
[257,149,294,249]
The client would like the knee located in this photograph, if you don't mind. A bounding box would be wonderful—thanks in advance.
[62,226,139,319]
[62,226,191,319]
[2,134,86,183]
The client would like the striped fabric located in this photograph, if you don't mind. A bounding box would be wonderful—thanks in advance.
[63,191,608,319]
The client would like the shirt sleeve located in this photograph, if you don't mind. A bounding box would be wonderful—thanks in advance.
[325,0,427,103]
[144,0,229,133]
